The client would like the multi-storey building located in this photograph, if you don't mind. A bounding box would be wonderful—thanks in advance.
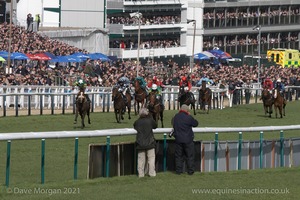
[11,0,300,63]
[107,0,300,62]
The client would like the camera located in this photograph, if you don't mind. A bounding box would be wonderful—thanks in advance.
[168,129,174,138]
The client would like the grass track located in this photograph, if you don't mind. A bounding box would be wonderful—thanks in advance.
[0,101,299,199]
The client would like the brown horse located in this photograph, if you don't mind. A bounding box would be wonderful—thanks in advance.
[74,91,91,128]
[261,88,273,118]
[273,88,286,118]
[147,91,164,127]
[178,86,196,115]
[112,86,131,123]
[198,82,212,114]
[134,79,147,115]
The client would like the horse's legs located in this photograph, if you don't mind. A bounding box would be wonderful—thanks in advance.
[87,107,91,124]
[279,106,283,118]
[115,110,120,123]
[134,100,137,115]
[192,103,196,115]
[268,106,272,118]
[206,103,209,114]
[283,101,286,116]
[263,104,267,115]
[160,111,164,128]
[127,103,131,120]
[74,108,78,124]
[80,113,85,129]
[121,111,124,120]
[274,106,278,118]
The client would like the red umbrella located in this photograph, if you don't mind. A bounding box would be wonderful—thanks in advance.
[26,53,51,60]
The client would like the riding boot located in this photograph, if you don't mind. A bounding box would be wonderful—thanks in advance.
[158,95,164,109]
[129,88,134,99]
[144,87,149,96]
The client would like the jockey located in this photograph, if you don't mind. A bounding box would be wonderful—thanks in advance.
[136,76,148,95]
[196,77,214,87]
[275,78,285,96]
[263,78,274,93]
[74,79,91,102]
[117,76,131,89]
[178,76,192,100]
[179,76,192,91]
[148,76,164,91]
[150,83,163,106]
[116,76,131,104]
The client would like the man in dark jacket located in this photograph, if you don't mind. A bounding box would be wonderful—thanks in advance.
[172,104,198,175]
[134,108,158,177]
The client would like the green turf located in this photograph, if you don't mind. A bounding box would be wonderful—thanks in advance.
[0,101,299,199]
[0,168,298,200]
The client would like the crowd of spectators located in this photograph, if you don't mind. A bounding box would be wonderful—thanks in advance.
[0,23,300,98]
[0,22,82,56]
[203,34,299,49]
[110,38,180,49]
[203,7,300,21]
[203,7,300,28]
[107,15,181,25]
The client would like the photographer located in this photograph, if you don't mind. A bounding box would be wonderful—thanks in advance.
[134,108,158,178]
[171,104,198,175]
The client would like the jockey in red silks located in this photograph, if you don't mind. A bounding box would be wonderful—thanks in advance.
[263,78,274,93]
[179,76,192,92]
[178,76,193,101]
[147,76,164,93]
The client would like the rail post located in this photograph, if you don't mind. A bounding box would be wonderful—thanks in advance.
[5,140,11,187]
[74,137,79,180]
[214,132,218,171]
[106,136,110,177]
[238,132,242,170]
[280,130,284,167]
[15,95,19,117]
[163,133,167,172]
[41,139,45,184]
[259,131,264,169]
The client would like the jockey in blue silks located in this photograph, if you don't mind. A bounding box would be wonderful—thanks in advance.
[116,76,131,104]
[196,77,214,87]
[275,78,285,96]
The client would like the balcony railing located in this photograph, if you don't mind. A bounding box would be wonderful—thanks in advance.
[109,46,186,59]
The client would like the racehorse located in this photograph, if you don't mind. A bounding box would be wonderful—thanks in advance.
[133,79,147,115]
[273,88,286,118]
[198,81,212,114]
[178,86,196,115]
[74,91,91,129]
[112,86,131,123]
[147,91,164,128]
[261,88,273,118]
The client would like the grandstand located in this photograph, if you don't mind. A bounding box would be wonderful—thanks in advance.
[3,0,300,63]
[107,0,300,62]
